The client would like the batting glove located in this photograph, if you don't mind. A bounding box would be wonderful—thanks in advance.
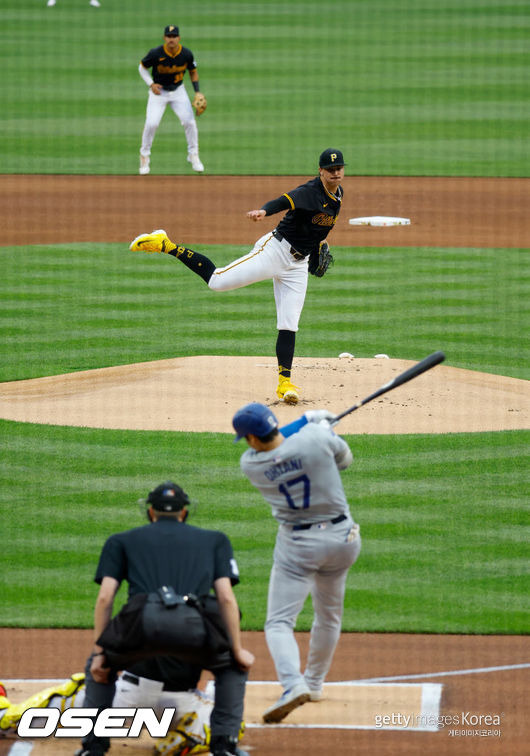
[304,409,335,424]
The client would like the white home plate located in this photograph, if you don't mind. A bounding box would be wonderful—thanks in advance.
[244,681,443,731]
[349,216,411,226]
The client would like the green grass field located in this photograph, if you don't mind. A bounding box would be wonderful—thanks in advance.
[1,421,528,632]
[1,242,528,632]
[1,0,528,176]
[0,0,528,636]
[1,243,528,382]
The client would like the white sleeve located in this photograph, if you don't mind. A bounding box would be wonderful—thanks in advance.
[331,435,353,470]
[305,421,354,471]
[335,444,353,470]
[138,63,153,87]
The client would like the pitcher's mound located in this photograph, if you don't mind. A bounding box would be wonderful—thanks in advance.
[0,356,528,434]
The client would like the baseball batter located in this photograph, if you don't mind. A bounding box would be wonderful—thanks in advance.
[129,148,345,403]
[232,403,361,723]
[138,25,206,175]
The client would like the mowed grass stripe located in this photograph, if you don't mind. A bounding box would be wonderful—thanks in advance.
[1,421,528,632]
[1,0,528,175]
[1,243,528,381]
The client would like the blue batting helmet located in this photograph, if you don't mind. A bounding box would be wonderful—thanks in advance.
[232,402,279,441]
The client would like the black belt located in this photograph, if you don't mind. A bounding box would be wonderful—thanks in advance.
[292,513,348,531]
[272,229,306,261]
[121,672,184,693]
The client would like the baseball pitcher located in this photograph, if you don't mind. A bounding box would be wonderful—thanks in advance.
[129,148,345,404]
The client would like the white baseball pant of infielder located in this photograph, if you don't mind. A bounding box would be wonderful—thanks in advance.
[208,231,309,332]
[140,86,199,164]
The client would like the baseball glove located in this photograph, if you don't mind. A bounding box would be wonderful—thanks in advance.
[192,92,207,116]
[308,240,334,277]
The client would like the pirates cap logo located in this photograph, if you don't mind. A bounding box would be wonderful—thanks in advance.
[319,148,345,169]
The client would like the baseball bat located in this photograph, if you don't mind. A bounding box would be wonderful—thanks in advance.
[331,351,446,425]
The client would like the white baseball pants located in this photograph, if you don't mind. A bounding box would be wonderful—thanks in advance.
[265,520,361,692]
[140,87,198,158]
[113,673,212,733]
[208,232,309,332]
[45,676,212,736]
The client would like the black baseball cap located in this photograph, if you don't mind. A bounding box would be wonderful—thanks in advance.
[147,481,189,512]
[319,148,346,169]
[164,25,179,36]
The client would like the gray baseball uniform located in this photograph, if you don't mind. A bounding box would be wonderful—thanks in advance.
[240,421,361,694]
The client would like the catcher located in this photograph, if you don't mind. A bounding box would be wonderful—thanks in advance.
[130,148,344,404]
[138,24,207,175]
[0,674,243,754]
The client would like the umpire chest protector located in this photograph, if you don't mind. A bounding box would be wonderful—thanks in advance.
[94,517,239,668]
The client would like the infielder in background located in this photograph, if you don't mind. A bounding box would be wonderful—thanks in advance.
[138,25,206,175]
[129,148,345,404]
[232,402,361,723]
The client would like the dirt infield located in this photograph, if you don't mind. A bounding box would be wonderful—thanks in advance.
[0,356,528,435]
[1,174,529,249]
[1,630,529,755]
[1,174,529,755]
[1,174,529,434]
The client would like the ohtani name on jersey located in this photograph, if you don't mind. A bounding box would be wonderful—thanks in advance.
[264,458,303,481]
[312,213,336,227]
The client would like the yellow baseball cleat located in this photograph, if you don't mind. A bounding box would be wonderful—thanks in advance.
[129,229,176,254]
[277,378,300,404]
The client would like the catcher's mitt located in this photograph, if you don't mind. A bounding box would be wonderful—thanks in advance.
[308,240,334,277]
[192,92,207,116]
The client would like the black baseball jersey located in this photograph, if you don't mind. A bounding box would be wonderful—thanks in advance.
[262,176,343,256]
[141,43,197,91]
[95,518,240,599]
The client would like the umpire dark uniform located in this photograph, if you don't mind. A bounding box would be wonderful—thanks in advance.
[77,482,253,756]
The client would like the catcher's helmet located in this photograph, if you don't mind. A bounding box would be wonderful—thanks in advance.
[147,481,189,512]
[232,402,279,441]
